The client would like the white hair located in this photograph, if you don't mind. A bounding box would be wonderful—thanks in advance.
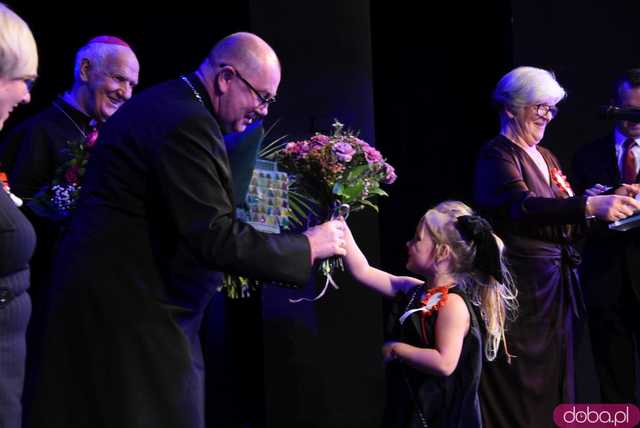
[0,3,38,79]
[493,66,566,108]
[73,42,132,81]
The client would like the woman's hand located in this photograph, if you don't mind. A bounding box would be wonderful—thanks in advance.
[586,195,640,222]
[614,183,640,198]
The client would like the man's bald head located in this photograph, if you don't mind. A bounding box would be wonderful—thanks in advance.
[198,32,280,134]
[206,32,280,78]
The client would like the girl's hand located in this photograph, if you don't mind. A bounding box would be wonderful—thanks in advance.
[382,341,400,364]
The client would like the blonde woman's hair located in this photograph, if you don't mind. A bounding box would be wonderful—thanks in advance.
[0,3,38,80]
[419,200,518,362]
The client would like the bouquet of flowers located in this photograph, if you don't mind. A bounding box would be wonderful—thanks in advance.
[271,120,396,301]
[274,120,396,225]
[29,126,99,220]
[219,120,396,299]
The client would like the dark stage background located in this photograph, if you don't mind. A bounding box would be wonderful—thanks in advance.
[5,0,640,426]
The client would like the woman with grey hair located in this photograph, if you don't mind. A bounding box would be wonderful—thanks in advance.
[0,3,37,428]
[473,66,640,427]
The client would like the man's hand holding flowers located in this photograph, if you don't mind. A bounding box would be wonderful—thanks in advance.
[303,219,347,263]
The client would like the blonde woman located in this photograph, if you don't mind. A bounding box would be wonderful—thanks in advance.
[0,3,37,428]
[344,200,517,428]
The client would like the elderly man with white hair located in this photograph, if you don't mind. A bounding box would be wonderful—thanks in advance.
[0,35,139,199]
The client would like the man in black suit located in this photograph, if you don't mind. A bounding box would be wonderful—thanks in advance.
[29,32,346,428]
[572,68,640,405]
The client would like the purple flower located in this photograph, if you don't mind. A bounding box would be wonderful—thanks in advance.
[362,145,383,164]
[383,164,397,184]
[332,142,356,162]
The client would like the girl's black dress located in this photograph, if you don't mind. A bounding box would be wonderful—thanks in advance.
[383,285,483,428]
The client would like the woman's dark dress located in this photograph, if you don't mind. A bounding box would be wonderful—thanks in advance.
[383,285,483,428]
[0,189,36,428]
[474,135,587,428]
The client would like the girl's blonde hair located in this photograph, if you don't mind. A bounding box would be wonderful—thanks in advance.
[419,200,518,362]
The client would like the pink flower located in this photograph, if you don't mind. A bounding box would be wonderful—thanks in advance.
[310,134,330,148]
[362,145,383,164]
[65,165,80,184]
[353,137,369,147]
[85,129,99,148]
[383,164,397,184]
[284,141,310,158]
[332,142,356,162]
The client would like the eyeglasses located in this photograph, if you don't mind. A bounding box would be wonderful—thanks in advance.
[220,63,276,107]
[12,76,36,92]
[534,104,559,118]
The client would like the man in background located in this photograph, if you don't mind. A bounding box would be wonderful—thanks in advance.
[572,68,640,405]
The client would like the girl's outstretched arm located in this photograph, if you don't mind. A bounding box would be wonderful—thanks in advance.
[343,222,421,298]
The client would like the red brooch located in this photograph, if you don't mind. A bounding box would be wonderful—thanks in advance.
[551,167,574,197]
[420,286,450,317]
[419,286,451,345]
[0,172,9,194]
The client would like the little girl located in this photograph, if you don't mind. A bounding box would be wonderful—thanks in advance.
[344,200,517,428]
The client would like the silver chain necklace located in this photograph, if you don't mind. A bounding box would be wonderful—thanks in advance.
[181,75,204,105]
[404,283,427,315]
[52,101,88,138]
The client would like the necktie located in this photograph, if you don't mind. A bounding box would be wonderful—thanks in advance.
[622,138,637,183]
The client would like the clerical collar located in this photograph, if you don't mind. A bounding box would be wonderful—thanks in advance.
[52,96,94,138]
